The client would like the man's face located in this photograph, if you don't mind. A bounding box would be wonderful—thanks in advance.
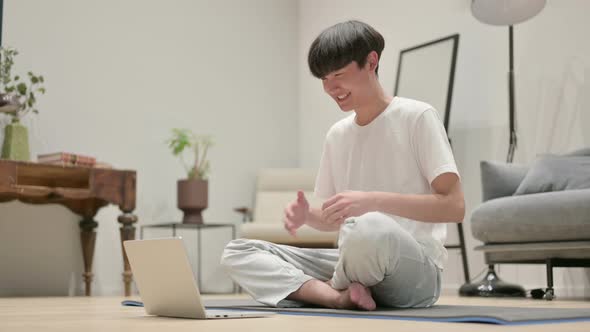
[321,60,372,112]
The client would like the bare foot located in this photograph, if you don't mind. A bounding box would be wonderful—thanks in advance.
[337,282,376,311]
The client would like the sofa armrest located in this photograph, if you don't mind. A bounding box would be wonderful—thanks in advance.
[471,188,590,243]
[233,206,253,223]
[480,160,529,201]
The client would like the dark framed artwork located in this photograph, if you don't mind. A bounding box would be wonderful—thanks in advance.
[394,34,459,132]
[394,34,470,283]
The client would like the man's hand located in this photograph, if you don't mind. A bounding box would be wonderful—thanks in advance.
[321,191,375,224]
[283,191,310,236]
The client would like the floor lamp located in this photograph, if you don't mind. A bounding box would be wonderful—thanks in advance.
[459,0,546,298]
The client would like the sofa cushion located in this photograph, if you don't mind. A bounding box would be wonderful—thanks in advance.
[471,189,590,243]
[514,155,590,195]
[480,161,529,201]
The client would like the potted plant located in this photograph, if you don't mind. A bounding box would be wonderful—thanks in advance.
[0,46,46,161]
[166,128,213,224]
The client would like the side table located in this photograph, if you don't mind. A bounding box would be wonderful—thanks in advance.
[140,222,238,293]
[0,160,137,296]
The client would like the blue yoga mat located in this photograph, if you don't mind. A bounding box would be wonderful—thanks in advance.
[121,299,590,325]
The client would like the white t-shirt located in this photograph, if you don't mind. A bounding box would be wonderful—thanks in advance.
[314,96,459,269]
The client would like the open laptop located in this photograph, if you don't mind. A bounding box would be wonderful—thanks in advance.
[124,238,274,319]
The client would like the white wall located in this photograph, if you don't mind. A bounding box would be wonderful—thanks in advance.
[298,0,590,296]
[0,0,299,296]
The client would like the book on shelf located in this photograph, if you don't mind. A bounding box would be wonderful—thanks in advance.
[37,152,96,166]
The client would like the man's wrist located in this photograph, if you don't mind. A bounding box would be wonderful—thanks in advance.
[370,191,395,213]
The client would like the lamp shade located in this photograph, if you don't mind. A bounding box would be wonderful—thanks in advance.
[471,0,546,26]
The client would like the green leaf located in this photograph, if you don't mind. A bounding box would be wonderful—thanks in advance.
[173,141,188,155]
[38,87,46,94]
[14,75,19,81]
[17,82,27,95]
[31,76,39,84]
[39,76,44,83]
[33,109,39,114]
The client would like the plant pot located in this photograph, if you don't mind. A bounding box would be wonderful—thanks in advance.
[1,120,30,161]
[177,179,208,224]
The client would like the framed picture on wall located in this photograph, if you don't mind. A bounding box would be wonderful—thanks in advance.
[394,34,470,284]
[394,34,459,132]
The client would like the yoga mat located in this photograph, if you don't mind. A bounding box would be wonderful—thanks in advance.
[122,299,590,325]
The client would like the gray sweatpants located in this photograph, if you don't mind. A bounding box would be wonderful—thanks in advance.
[220,212,442,308]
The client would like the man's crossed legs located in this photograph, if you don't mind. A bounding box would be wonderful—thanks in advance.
[221,212,441,310]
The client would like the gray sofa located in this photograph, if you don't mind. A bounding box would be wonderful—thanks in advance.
[470,148,590,299]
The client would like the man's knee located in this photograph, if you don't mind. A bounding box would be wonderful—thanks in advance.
[220,238,271,268]
[332,213,402,288]
[338,214,401,270]
[340,212,401,253]
[220,238,252,269]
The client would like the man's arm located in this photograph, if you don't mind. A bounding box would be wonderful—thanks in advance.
[322,172,465,224]
[305,207,342,231]
[372,172,465,223]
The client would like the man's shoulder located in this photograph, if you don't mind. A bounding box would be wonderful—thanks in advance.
[326,114,354,137]
[393,97,435,117]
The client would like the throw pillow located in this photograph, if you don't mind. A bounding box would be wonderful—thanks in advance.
[514,155,590,195]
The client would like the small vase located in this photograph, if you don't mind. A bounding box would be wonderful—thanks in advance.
[177,179,208,224]
[1,119,30,161]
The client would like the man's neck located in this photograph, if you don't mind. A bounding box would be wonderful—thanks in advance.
[354,87,394,126]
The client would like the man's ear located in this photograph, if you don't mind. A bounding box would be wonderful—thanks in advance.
[366,51,379,72]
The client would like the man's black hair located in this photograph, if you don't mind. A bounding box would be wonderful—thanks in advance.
[308,20,385,79]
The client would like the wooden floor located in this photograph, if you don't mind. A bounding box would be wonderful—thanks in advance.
[1,294,589,332]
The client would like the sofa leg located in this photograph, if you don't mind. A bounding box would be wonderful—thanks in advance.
[545,259,555,301]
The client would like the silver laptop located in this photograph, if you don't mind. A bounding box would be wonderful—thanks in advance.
[124,238,274,319]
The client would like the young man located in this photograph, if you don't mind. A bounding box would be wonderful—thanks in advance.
[221,20,464,311]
